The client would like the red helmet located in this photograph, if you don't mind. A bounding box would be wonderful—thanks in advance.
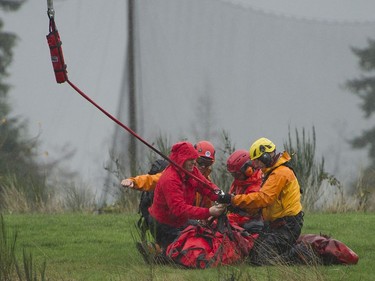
[194,141,215,161]
[226,150,252,173]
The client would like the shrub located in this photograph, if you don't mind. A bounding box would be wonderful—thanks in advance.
[283,126,341,211]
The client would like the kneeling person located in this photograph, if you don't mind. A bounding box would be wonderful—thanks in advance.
[149,141,225,250]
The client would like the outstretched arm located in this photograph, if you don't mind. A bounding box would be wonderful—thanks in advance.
[121,173,162,192]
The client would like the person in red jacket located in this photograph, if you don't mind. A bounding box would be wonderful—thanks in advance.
[121,140,217,208]
[226,150,264,233]
[148,141,226,249]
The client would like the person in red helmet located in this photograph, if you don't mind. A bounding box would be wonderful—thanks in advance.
[194,140,215,177]
[193,140,216,207]
[226,150,264,234]
[148,141,225,249]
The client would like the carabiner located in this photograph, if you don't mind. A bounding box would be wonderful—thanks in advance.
[47,0,55,19]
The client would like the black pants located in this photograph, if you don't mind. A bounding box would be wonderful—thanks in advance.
[250,211,304,265]
[148,216,188,250]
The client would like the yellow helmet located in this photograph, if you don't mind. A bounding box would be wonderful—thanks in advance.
[249,137,276,160]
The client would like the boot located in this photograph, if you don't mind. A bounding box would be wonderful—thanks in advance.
[136,241,164,265]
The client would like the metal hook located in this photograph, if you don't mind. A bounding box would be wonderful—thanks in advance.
[47,0,55,19]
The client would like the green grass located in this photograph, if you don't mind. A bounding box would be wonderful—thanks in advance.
[3,212,374,281]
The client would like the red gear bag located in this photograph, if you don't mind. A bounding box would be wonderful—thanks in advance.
[46,18,68,83]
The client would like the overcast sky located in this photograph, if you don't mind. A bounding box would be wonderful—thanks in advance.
[227,0,375,22]
[2,0,375,196]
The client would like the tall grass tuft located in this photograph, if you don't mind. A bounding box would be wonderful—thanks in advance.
[0,173,69,214]
[0,172,57,213]
[0,214,17,280]
[0,215,46,281]
[0,173,30,213]
[63,181,97,212]
[350,167,375,212]
[283,126,341,211]
[211,130,236,192]
[15,249,46,281]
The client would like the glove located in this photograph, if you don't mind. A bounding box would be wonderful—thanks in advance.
[217,192,232,204]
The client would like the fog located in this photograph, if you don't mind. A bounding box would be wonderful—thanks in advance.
[2,0,375,196]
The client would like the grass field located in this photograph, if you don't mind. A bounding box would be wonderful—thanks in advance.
[3,212,374,281]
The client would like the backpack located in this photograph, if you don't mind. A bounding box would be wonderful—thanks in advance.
[137,191,155,240]
[166,216,258,269]
[137,159,168,240]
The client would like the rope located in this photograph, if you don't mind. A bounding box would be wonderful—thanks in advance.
[66,79,216,189]
[66,79,170,162]
[45,0,217,193]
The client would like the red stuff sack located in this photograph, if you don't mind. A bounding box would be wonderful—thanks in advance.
[297,234,359,265]
[166,218,257,269]
[46,18,68,83]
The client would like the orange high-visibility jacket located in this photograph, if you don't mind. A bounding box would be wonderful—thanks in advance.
[231,151,302,222]
[129,173,162,192]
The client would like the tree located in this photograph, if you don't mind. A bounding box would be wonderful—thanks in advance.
[0,0,52,210]
[346,39,375,198]
[346,39,375,165]
[0,1,25,118]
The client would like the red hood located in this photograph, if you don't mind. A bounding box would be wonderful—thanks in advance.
[169,141,198,167]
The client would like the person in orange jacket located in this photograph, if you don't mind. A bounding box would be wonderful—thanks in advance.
[120,140,216,208]
[217,137,303,265]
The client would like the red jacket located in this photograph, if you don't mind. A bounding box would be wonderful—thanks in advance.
[227,169,263,226]
[228,169,263,196]
[149,142,219,228]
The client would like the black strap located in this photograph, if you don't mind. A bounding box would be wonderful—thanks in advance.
[262,162,302,193]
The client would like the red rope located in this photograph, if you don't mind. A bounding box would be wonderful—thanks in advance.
[67,79,166,160]
[66,79,214,190]
[46,0,215,192]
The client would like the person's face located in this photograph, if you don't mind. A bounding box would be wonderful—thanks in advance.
[183,158,196,172]
[196,157,213,174]
[252,158,265,169]
[230,172,247,180]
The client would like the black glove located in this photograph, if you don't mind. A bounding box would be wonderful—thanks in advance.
[217,192,232,204]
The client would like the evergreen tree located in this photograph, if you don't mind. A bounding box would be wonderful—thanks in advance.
[0,0,24,118]
[0,1,51,209]
[346,39,375,193]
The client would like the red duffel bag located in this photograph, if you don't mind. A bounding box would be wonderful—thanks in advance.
[166,216,257,269]
[296,234,359,265]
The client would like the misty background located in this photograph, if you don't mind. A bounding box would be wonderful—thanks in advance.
[2,0,375,200]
